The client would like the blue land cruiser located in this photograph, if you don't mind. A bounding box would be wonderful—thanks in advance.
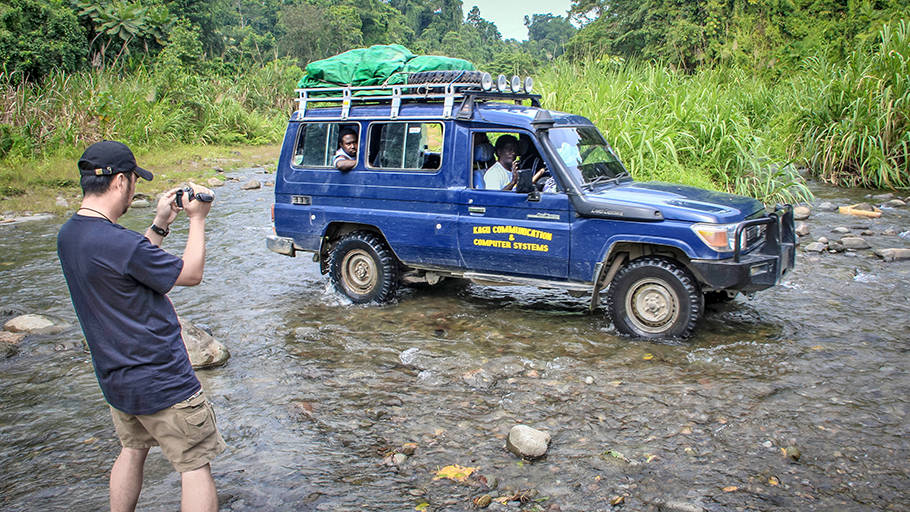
[267,71,796,337]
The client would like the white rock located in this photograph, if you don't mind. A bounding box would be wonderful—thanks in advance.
[793,206,811,220]
[804,242,826,252]
[506,424,550,459]
[3,314,63,334]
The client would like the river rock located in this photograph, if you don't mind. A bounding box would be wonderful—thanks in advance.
[828,240,845,253]
[884,199,906,208]
[264,180,275,187]
[832,227,850,234]
[873,248,910,261]
[852,202,875,212]
[55,196,69,208]
[795,223,810,237]
[793,206,811,220]
[882,229,897,236]
[817,237,829,244]
[871,193,893,201]
[816,201,838,212]
[130,198,151,208]
[180,318,230,369]
[214,167,224,173]
[3,314,64,334]
[1,330,25,357]
[804,242,826,252]
[241,179,261,190]
[840,237,870,250]
[506,424,550,459]
[207,177,225,187]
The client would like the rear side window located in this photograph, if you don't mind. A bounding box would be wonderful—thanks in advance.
[293,123,359,167]
[367,122,443,170]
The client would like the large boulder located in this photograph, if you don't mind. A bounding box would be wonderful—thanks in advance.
[3,314,64,334]
[506,424,550,459]
[179,318,230,369]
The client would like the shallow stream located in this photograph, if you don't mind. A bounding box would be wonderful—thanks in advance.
[1,170,908,511]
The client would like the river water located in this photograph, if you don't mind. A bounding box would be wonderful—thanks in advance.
[1,170,908,511]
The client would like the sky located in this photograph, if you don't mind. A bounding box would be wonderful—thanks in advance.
[464,0,575,41]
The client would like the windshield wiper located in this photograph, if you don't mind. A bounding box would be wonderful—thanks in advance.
[584,171,629,190]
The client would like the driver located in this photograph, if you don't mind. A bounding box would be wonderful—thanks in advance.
[484,134,551,192]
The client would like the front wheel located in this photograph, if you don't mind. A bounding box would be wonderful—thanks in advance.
[328,231,399,304]
[606,257,701,338]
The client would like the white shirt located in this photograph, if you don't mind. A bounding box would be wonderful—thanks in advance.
[483,162,511,190]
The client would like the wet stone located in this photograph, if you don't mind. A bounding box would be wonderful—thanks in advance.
[130,199,151,208]
[861,230,875,236]
[874,248,910,261]
[506,425,551,459]
[832,227,851,234]
[828,241,845,253]
[793,206,811,220]
[795,223,810,237]
[872,193,894,201]
[817,237,829,244]
[180,318,230,369]
[840,237,871,250]
[241,179,261,190]
[3,314,64,334]
[884,199,906,208]
[816,201,838,212]
[804,242,827,253]
[882,229,897,236]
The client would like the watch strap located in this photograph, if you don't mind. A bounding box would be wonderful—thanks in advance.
[150,224,169,236]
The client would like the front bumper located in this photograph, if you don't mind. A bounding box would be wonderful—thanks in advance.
[267,235,296,257]
[689,205,796,293]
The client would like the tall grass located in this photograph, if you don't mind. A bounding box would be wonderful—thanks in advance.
[788,20,910,189]
[0,59,301,164]
[536,59,812,204]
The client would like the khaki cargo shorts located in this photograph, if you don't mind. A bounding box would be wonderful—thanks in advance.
[110,389,226,473]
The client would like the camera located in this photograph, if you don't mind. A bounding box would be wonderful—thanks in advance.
[175,186,214,208]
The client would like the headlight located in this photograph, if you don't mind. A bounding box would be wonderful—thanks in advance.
[691,223,740,252]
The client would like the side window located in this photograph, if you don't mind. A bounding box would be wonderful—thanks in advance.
[367,122,443,170]
[293,123,359,167]
[476,131,560,193]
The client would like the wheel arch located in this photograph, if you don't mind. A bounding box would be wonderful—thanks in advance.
[318,222,396,274]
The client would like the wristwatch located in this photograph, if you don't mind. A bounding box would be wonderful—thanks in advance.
[150,224,169,237]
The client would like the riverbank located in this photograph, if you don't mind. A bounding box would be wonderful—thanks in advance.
[0,144,280,217]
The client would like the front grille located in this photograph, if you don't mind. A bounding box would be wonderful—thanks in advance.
[743,224,766,251]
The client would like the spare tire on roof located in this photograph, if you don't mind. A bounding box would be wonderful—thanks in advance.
[407,70,484,85]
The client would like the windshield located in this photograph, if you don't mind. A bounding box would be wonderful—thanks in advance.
[547,126,628,190]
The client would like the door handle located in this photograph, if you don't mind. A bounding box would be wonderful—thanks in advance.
[468,206,486,215]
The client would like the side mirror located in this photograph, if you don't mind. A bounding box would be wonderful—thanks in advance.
[527,189,541,202]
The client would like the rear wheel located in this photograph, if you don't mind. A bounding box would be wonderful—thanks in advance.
[606,257,701,338]
[328,232,399,304]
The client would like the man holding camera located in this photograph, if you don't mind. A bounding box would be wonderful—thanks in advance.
[57,140,224,512]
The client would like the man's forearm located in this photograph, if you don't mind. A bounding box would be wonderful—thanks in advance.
[176,218,206,286]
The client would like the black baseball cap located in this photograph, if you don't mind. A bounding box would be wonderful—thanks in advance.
[78,140,153,181]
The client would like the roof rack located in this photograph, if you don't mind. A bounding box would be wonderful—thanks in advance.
[295,82,542,120]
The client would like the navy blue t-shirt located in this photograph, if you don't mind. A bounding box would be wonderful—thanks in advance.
[57,214,200,415]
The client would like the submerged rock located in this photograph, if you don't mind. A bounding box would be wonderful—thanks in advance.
[180,318,230,369]
[816,201,838,212]
[3,314,64,334]
[506,424,550,459]
[873,248,910,261]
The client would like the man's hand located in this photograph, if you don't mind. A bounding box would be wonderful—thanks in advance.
[153,188,181,228]
[182,182,214,219]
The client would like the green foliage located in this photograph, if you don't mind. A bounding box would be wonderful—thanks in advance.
[788,20,910,189]
[76,0,172,67]
[536,58,813,204]
[0,0,87,80]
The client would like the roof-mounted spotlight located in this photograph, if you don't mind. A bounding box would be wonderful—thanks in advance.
[480,72,493,91]
[496,74,508,92]
[524,77,534,93]
[511,75,522,92]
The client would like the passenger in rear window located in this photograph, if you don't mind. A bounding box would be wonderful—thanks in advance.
[334,128,358,171]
